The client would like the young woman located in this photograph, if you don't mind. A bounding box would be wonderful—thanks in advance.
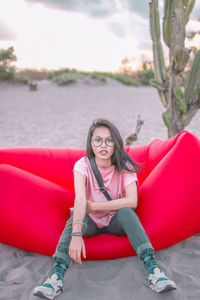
[33,118,176,299]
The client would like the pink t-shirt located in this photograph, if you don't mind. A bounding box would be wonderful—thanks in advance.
[71,156,138,228]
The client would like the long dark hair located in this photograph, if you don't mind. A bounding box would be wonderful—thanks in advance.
[86,118,142,173]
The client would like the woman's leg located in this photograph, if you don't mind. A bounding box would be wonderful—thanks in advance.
[33,213,99,299]
[107,207,153,254]
[106,208,159,272]
[52,212,100,265]
[108,207,176,293]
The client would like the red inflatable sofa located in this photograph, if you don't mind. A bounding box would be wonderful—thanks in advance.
[0,130,200,260]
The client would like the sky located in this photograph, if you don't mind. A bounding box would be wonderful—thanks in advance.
[0,0,199,72]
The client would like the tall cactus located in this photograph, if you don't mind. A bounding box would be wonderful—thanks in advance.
[149,0,200,137]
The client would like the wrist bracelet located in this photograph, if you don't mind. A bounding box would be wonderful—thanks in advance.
[71,231,83,237]
[72,220,87,230]
[72,220,83,226]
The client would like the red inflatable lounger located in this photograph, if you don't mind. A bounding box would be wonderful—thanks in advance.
[0,130,200,260]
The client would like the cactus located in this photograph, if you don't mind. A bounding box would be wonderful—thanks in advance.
[174,87,187,113]
[162,111,172,129]
[149,79,168,91]
[184,50,200,102]
[173,47,191,72]
[149,0,199,137]
[163,0,173,47]
[149,0,167,83]
[197,84,200,107]
[184,0,195,24]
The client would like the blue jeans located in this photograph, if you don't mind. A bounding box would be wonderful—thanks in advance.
[53,207,153,266]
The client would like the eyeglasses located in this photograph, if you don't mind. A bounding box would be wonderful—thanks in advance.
[92,136,114,147]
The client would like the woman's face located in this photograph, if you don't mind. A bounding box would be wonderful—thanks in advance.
[91,126,115,162]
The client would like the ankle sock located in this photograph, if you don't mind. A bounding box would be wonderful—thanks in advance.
[139,248,162,275]
[41,258,68,290]
[50,257,68,281]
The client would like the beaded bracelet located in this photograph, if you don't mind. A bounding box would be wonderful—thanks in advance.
[72,220,87,229]
[71,231,83,237]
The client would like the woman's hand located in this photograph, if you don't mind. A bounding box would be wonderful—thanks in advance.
[69,236,86,264]
[86,200,93,214]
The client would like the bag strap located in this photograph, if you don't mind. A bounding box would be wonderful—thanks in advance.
[89,157,112,201]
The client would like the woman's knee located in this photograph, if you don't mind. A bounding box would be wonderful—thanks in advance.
[82,214,99,237]
[117,207,134,220]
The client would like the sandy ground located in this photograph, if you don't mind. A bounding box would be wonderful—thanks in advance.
[0,79,200,300]
[0,79,199,149]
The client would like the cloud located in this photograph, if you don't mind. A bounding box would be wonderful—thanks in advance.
[123,0,149,18]
[0,20,16,41]
[24,0,150,40]
[25,0,150,19]
[138,40,152,51]
[23,0,200,23]
[191,0,200,20]
[109,22,126,38]
[25,0,118,18]
[186,20,200,33]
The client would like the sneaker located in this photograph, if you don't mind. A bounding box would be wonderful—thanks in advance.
[148,271,177,293]
[33,277,64,299]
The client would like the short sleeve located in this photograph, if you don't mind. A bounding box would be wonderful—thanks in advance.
[123,171,138,191]
[73,157,88,181]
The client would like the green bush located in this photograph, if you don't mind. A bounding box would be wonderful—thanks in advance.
[44,67,154,87]
[48,68,77,80]
[109,73,139,86]
[20,76,32,84]
[137,69,154,85]
[0,47,32,84]
[0,65,17,81]
[90,72,107,82]
[52,72,77,85]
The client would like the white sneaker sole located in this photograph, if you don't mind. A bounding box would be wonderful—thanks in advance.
[150,280,177,293]
[33,285,62,299]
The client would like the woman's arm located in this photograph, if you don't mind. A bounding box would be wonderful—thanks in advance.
[88,181,138,212]
[68,171,87,265]
[72,171,87,232]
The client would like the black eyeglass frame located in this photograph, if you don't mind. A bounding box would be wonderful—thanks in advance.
[92,136,114,147]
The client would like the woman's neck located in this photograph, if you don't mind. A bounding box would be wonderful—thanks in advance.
[95,157,112,168]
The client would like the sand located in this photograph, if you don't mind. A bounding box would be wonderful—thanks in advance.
[0,79,199,149]
[0,79,200,300]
